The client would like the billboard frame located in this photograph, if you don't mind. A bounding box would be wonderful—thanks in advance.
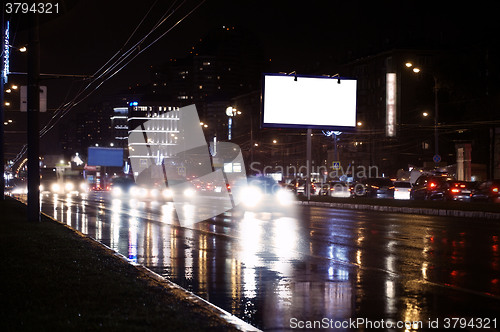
[260,73,357,131]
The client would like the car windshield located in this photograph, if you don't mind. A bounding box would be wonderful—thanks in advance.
[247,176,279,193]
[394,182,411,188]
[373,178,393,186]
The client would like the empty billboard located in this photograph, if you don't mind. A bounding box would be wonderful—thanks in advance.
[261,73,357,130]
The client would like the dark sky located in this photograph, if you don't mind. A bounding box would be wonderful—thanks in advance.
[4,0,499,128]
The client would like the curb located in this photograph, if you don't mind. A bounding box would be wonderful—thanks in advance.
[297,201,500,219]
[40,210,262,332]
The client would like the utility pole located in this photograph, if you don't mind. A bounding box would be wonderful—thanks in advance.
[27,12,40,221]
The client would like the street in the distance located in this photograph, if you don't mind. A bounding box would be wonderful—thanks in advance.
[38,192,500,331]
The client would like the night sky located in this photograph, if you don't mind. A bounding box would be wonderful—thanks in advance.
[4,0,499,142]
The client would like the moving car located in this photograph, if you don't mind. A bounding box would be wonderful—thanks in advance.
[352,178,394,198]
[393,181,412,200]
[235,176,295,210]
[433,181,475,201]
[39,169,88,195]
[111,177,137,198]
[319,181,351,198]
[112,177,197,202]
[288,179,316,196]
[471,180,500,203]
[410,175,456,200]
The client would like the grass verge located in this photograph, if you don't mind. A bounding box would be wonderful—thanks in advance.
[0,197,240,332]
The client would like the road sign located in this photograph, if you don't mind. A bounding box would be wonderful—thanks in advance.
[20,86,47,112]
[433,155,441,163]
[178,166,186,176]
[332,161,340,170]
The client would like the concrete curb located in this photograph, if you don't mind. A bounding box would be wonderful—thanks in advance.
[297,200,500,219]
[40,210,262,332]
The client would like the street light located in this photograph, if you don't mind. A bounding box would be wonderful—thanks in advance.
[234,110,254,166]
[406,62,440,167]
[226,106,237,140]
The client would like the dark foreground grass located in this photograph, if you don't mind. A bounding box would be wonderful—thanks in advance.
[0,197,240,332]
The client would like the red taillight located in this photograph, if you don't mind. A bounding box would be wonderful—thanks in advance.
[451,188,460,193]
[493,187,499,193]
[429,182,437,188]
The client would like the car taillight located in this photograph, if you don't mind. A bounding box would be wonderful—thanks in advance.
[429,182,437,188]
[493,187,499,193]
[451,188,460,193]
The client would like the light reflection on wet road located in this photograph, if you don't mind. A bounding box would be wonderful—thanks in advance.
[39,193,500,331]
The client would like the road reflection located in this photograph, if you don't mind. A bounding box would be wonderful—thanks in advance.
[39,194,500,330]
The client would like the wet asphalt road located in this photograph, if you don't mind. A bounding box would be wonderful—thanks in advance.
[38,192,500,331]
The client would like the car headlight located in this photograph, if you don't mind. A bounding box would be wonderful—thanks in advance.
[39,184,44,191]
[80,183,88,191]
[183,188,195,197]
[242,186,262,207]
[163,189,172,198]
[138,187,148,198]
[151,189,160,198]
[277,189,294,206]
[65,183,74,191]
[112,187,122,197]
[130,186,140,197]
[51,183,60,192]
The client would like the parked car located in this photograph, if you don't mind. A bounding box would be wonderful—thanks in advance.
[319,181,351,198]
[410,175,456,200]
[352,178,394,198]
[471,180,500,203]
[393,181,412,200]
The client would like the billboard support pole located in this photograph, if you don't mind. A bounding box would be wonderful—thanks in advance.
[27,12,40,222]
[306,128,311,200]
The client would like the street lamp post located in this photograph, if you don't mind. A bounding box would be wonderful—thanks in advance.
[406,63,440,168]
[226,107,254,168]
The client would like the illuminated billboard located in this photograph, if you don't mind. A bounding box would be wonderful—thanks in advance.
[87,147,124,167]
[386,73,396,137]
[261,73,357,130]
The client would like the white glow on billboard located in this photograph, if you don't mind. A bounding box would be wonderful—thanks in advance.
[386,73,396,137]
[262,74,357,130]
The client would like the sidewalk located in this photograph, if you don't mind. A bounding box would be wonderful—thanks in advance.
[0,196,256,332]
